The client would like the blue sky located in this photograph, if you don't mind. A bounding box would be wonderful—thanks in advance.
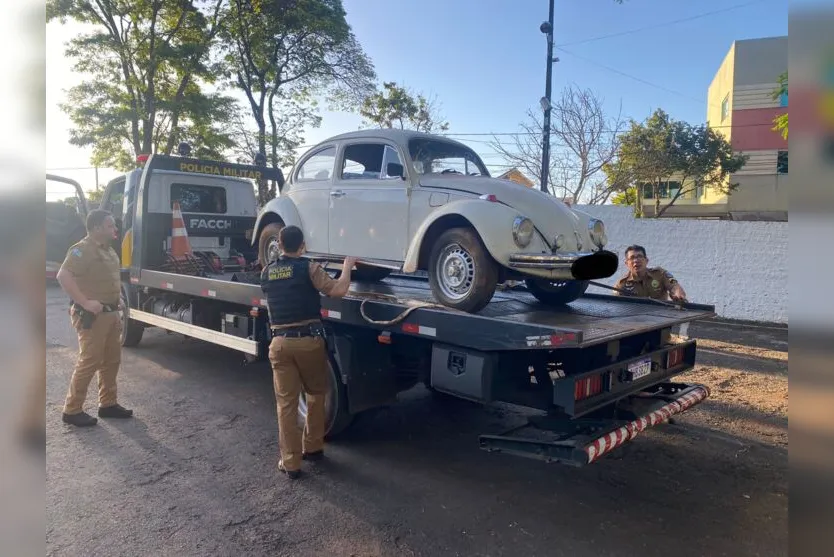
[45,0,788,195]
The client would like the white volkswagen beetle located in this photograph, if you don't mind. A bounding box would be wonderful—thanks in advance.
[252,129,618,313]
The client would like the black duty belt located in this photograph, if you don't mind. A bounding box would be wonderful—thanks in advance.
[270,322,324,338]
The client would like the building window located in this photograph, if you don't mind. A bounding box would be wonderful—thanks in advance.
[721,93,730,122]
[777,151,788,174]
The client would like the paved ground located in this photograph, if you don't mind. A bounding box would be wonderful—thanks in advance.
[46,284,788,557]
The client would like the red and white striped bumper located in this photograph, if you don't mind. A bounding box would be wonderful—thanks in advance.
[583,384,710,464]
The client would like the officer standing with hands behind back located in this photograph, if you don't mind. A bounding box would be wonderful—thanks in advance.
[260,225,357,480]
[57,209,134,427]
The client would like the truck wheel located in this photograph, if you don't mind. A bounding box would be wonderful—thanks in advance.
[297,352,354,439]
[351,264,391,282]
[428,227,498,313]
[524,278,589,305]
[119,285,144,347]
[257,222,284,267]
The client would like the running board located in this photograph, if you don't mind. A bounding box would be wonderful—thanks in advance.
[478,383,710,467]
[129,309,259,355]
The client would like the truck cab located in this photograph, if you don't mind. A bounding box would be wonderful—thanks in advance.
[99,158,260,273]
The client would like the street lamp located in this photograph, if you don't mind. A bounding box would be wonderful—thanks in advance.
[539,0,557,194]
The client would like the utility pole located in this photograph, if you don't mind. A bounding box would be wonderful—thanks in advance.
[539,0,557,194]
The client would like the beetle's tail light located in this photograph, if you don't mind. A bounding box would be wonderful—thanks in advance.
[479,194,499,202]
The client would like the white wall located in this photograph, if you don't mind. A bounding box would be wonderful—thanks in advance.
[576,205,788,324]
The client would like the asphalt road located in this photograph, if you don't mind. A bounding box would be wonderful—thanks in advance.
[46,284,788,557]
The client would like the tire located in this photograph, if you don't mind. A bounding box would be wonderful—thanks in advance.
[351,264,391,282]
[257,222,284,267]
[524,278,589,306]
[119,285,144,347]
[297,351,354,439]
[427,227,499,313]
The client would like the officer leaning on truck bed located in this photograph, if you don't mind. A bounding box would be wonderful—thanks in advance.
[56,209,134,427]
[613,244,687,302]
[260,225,357,480]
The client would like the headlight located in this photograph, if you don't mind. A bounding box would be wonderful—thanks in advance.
[512,216,535,248]
[588,218,607,248]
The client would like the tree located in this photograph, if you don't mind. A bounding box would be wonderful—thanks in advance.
[48,0,236,171]
[772,71,788,140]
[221,0,376,205]
[490,84,624,204]
[359,81,449,133]
[611,186,637,207]
[604,109,748,218]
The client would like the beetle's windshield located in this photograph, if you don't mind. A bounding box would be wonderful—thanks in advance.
[407,138,490,177]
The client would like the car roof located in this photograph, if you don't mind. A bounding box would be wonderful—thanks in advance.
[316,128,472,149]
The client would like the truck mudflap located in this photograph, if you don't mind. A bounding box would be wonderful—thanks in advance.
[479,383,710,467]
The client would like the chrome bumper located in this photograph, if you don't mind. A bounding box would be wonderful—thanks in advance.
[507,251,596,270]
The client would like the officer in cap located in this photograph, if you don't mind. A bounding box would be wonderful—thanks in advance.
[260,225,357,479]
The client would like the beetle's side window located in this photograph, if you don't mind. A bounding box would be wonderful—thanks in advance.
[341,143,385,180]
[296,146,336,182]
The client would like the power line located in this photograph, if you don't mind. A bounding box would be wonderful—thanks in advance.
[555,0,770,48]
[554,46,708,107]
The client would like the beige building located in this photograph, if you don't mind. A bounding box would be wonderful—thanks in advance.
[643,36,788,220]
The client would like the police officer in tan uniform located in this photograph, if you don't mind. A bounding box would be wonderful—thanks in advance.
[613,245,687,302]
[57,209,133,427]
[260,225,357,479]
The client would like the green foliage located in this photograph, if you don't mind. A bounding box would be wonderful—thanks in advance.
[604,109,748,217]
[611,186,637,206]
[220,0,376,203]
[48,0,236,171]
[772,71,788,140]
[359,82,449,133]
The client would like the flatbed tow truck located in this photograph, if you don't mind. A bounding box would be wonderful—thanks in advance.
[103,152,716,467]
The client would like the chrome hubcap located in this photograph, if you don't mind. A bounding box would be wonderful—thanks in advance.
[437,244,475,300]
[267,236,281,263]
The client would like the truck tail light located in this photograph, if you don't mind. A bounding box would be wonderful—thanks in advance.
[667,346,685,368]
[575,374,604,401]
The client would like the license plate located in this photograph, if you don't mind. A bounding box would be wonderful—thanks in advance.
[626,358,652,381]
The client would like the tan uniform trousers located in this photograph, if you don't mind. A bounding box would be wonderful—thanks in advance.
[268,335,330,472]
[63,310,122,415]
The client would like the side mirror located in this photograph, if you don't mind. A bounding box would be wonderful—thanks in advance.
[386,162,405,179]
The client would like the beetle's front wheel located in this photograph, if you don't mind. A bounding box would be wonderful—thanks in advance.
[427,227,498,313]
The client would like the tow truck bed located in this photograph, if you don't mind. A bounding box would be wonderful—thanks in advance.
[131,269,715,352]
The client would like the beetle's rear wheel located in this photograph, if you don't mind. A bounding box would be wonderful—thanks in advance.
[258,222,284,267]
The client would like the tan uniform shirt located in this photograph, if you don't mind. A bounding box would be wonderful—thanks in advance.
[613,267,679,301]
[271,262,340,330]
[59,236,121,305]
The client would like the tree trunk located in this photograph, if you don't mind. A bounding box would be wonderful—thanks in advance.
[268,89,279,200]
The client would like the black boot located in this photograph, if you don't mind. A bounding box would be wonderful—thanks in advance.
[98,404,133,419]
[302,450,324,462]
[62,411,98,427]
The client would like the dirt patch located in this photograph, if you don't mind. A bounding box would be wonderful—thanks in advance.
[676,332,788,448]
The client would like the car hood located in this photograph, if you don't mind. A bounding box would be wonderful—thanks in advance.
[418,175,588,250]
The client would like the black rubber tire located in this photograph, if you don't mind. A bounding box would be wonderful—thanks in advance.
[297,350,354,439]
[427,227,499,313]
[524,278,589,306]
[351,264,391,282]
[119,285,144,347]
[257,222,284,267]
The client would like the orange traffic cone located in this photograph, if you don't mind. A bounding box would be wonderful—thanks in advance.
[171,202,193,257]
